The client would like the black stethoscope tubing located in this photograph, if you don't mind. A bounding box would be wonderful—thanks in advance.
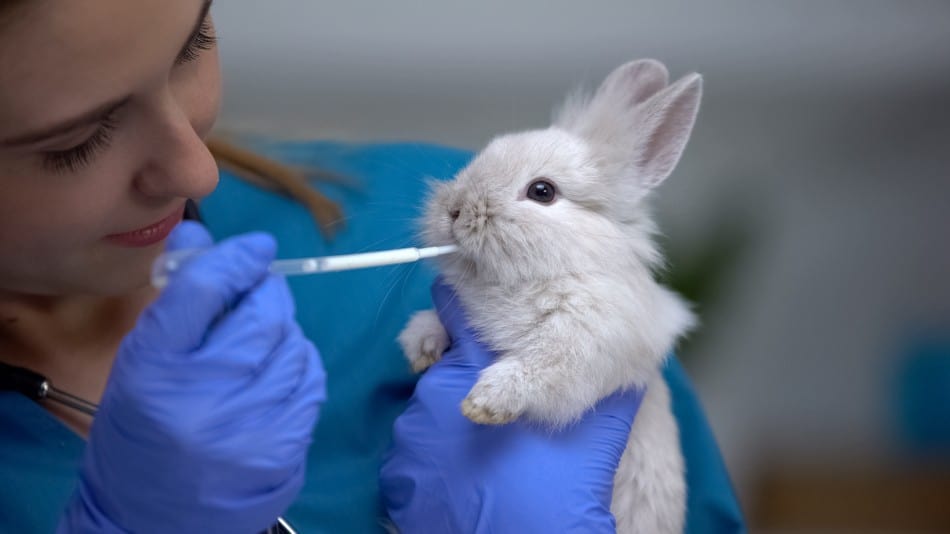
[0,361,99,415]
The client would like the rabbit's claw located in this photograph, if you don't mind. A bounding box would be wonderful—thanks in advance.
[462,364,528,424]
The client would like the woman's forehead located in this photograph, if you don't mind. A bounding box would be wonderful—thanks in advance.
[0,0,203,138]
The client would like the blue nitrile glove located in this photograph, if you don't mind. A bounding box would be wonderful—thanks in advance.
[58,221,326,534]
[380,279,645,533]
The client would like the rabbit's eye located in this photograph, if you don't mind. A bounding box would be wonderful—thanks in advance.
[526,179,557,204]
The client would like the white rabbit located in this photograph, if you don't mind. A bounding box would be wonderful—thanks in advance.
[398,58,701,534]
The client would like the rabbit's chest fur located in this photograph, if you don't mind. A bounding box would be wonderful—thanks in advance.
[454,269,690,392]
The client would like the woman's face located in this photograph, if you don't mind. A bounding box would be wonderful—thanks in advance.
[0,0,221,296]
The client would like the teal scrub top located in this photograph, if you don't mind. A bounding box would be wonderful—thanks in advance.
[0,141,744,533]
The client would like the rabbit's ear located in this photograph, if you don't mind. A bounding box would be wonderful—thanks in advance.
[630,73,702,188]
[555,59,668,130]
[601,59,669,106]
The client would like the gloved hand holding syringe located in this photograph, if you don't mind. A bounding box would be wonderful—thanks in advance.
[151,244,459,288]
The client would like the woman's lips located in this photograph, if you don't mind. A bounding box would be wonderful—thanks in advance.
[106,206,185,248]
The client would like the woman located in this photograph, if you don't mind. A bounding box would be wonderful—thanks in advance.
[0,1,742,532]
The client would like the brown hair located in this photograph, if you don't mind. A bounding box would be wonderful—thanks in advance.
[206,137,345,237]
[0,0,28,28]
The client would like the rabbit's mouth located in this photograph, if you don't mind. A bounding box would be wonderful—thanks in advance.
[437,247,481,285]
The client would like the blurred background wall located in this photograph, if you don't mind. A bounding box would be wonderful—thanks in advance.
[212,1,950,530]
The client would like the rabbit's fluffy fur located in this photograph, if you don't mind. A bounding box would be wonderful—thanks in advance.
[398,59,701,533]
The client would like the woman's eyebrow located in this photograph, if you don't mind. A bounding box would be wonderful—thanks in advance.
[176,0,214,63]
[1,96,130,147]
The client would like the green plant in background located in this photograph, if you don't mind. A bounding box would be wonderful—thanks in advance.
[658,214,755,361]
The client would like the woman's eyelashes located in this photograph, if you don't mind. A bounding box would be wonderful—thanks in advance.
[42,111,119,174]
[176,18,217,65]
[40,18,218,174]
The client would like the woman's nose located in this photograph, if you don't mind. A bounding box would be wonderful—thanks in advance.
[133,97,218,201]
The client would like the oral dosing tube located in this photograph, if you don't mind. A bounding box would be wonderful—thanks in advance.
[151,245,459,288]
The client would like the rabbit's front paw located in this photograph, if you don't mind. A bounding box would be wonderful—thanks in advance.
[462,362,528,424]
[398,310,449,373]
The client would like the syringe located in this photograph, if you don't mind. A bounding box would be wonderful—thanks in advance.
[151,244,458,288]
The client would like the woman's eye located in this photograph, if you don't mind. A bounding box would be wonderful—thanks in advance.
[42,112,119,174]
[176,18,217,65]
[526,179,557,204]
